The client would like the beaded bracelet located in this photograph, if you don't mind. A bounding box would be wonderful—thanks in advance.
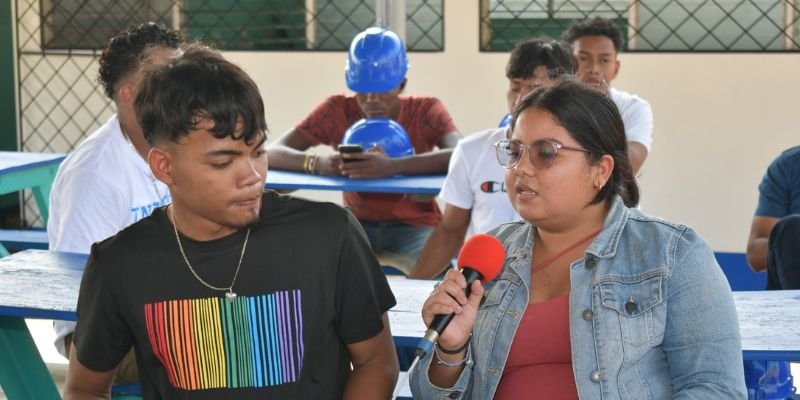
[302,153,313,173]
[437,334,471,354]
[434,339,472,368]
[303,153,319,174]
[309,154,319,174]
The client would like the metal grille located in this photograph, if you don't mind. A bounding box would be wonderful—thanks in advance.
[480,0,800,51]
[13,0,443,226]
[34,0,444,51]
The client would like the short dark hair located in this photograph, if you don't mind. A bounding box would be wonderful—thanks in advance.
[135,44,268,146]
[98,22,182,99]
[510,77,639,207]
[506,37,576,80]
[561,17,624,53]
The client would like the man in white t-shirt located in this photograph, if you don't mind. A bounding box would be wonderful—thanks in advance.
[562,17,654,174]
[47,22,182,383]
[408,38,575,279]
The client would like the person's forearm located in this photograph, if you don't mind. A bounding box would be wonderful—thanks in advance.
[746,238,768,272]
[627,142,648,175]
[266,144,306,171]
[409,227,464,279]
[392,149,453,175]
[343,358,397,400]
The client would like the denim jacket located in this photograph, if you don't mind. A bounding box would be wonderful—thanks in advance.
[410,196,747,399]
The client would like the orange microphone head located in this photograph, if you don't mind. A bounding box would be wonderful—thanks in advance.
[456,233,506,283]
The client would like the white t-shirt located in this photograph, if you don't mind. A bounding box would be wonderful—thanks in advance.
[48,114,170,356]
[610,87,654,151]
[440,127,521,239]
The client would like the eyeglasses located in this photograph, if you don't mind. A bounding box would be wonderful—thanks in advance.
[494,138,590,170]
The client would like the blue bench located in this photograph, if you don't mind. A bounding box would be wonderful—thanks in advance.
[715,251,766,291]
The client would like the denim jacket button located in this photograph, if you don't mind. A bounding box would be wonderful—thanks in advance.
[585,257,596,268]
[582,309,594,320]
[625,297,637,314]
[448,391,462,399]
[590,371,601,382]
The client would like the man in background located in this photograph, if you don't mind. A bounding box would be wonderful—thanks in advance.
[268,27,461,274]
[747,145,800,289]
[562,17,653,174]
[409,38,575,279]
[48,22,182,383]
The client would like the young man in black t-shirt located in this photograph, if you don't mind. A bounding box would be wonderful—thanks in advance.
[64,44,399,399]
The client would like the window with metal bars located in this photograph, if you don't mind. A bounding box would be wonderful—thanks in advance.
[39,0,444,51]
[480,0,800,51]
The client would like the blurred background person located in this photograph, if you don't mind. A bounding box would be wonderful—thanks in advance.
[268,27,460,274]
[562,17,653,174]
[409,37,574,279]
[48,22,182,384]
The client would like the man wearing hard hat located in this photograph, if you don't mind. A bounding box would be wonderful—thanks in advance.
[268,27,461,274]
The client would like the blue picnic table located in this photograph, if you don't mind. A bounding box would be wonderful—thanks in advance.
[265,168,444,195]
[2,250,798,399]
[0,152,66,256]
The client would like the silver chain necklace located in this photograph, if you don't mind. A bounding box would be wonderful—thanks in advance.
[170,206,251,303]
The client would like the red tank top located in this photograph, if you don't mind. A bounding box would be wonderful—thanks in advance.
[494,294,579,400]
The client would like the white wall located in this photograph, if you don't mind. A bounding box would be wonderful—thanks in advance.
[225,2,800,253]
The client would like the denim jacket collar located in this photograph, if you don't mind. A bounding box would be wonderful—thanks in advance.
[503,196,629,278]
[585,195,628,260]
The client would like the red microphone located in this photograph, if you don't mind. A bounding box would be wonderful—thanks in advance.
[416,233,506,356]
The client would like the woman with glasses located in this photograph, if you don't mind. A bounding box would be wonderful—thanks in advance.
[409,78,746,399]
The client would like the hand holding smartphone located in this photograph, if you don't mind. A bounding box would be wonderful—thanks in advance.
[339,144,364,163]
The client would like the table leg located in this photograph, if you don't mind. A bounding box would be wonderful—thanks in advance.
[0,316,61,399]
[29,165,58,224]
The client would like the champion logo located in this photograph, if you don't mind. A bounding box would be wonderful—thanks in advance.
[480,181,507,193]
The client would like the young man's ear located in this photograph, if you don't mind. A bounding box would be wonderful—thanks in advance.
[149,146,174,186]
[118,83,135,107]
[611,59,621,82]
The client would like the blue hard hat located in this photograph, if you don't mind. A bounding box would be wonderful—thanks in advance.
[345,28,408,93]
[743,360,796,399]
[342,117,414,158]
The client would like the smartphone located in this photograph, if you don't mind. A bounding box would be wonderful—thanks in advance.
[339,144,364,163]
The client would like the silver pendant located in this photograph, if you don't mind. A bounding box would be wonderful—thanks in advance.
[225,291,237,303]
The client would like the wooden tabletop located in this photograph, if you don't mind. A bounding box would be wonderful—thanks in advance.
[265,169,444,194]
[0,152,65,174]
[1,250,798,360]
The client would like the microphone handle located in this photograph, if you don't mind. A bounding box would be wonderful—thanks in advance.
[428,268,481,334]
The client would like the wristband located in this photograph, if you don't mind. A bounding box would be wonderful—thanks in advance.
[437,334,471,354]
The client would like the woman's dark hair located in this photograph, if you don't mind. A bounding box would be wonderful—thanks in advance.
[98,22,182,99]
[561,17,624,52]
[135,43,268,146]
[510,77,639,207]
[506,37,576,80]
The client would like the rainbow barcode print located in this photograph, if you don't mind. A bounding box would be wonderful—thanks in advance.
[144,290,304,390]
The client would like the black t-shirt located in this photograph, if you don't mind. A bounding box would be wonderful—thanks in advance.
[73,191,396,399]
